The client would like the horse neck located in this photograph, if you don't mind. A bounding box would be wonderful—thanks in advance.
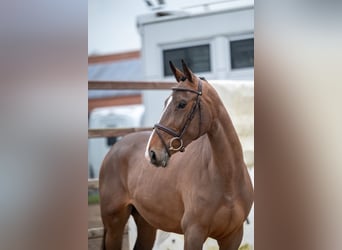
[207,99,245,182]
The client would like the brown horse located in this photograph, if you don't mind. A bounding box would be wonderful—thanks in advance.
[99,60,253,250]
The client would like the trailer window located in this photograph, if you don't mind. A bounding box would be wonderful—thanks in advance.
[163,44,211,76]
[230,38,254,69]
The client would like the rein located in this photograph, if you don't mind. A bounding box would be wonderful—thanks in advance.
[154,79,203,156]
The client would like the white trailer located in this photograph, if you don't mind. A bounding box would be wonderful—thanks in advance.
[88,105,145,178]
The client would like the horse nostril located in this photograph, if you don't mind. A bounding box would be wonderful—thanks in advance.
[149,150,157,164]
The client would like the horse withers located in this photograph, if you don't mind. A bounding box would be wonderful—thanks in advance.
[99,60,253,250]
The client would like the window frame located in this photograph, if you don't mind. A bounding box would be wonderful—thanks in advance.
[160,39,214,79]
[228,34,254,74]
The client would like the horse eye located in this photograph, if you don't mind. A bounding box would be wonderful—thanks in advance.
[177,100,187,109]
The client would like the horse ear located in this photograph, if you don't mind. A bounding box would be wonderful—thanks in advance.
[181,59,193,83]
[169,61,185,82]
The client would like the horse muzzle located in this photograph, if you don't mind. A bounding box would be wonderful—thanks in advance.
[148,148,169,168]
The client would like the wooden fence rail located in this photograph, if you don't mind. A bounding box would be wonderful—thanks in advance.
[88,127,153,138]
[88,227,104,239]
[88,81,175,90]
[88,178,99,189]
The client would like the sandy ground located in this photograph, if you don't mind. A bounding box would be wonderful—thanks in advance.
[88,204,129,250]
[88,204,102,229]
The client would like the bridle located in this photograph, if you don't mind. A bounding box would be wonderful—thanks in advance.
[154,79,203,156]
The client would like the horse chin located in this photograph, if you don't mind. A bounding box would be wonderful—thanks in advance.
[161,158,168,168]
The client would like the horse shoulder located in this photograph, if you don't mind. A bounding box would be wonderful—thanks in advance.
[99,132,151,198]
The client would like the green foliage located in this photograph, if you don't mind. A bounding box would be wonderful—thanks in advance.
[88,193,100,205]
[239,243,252,250]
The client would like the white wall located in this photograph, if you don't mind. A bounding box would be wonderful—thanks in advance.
[138,7,254,80]
[211,80,254,167]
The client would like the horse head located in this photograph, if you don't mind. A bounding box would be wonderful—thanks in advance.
[145,60,214,167]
